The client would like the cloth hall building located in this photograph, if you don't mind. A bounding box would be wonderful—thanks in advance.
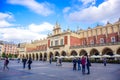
[18,19,120,61]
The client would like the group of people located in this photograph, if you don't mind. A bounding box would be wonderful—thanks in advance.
[1,57,32,71]
[72,54,91,75]
[22,57,32,70]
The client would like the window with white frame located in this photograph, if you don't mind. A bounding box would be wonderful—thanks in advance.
[111,37,115,42]
[51,41,53,46]
[100,38,104,44]
[55,40,59,46]
[60,39,64,45]
[90,40,94,44]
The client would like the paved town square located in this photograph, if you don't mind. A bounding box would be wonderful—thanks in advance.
[0,60,120,80]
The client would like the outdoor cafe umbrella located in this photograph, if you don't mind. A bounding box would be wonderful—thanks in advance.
[102,54,111,58]
[113,54,120,57]
[90,55,102,58]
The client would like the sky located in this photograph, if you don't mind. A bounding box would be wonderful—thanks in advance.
[0,0,120,43]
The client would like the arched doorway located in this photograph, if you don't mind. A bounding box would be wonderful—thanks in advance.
[116,48,120,55]
[71,50,77,56]
[79,49,87,56]
[61,51,66,56]
[29,54,32,58]
[55,51,60,56]
[44,53,47,61]
[49,52,53,59]
[102,48,113,56]
[36,53,38,60]
[32,54,35,60]
[40,53,42,61]
[26,54,29,59]
[90,49,99,56]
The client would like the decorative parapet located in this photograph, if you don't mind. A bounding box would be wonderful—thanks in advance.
[69,42,120,49]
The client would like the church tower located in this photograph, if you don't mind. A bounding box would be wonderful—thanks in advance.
[53,22,61,35]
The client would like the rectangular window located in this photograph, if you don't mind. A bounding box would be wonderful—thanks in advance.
[100,38,104,44]
[90,40,94,44]
[111,37,115,42]
[55,40,58,46]
[60,39,64,45]
[51,41,53,46]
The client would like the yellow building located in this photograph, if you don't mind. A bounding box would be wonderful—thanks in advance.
[19,19,120,61]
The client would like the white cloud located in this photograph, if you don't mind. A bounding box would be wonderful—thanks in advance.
[66,0,120,24]
[63,7,71,13]
[78,0,96,5]
[0,28,46,41]
[0,22,53,43]
[0,20,13,27]
[28,22,53,32]
[0,12,14,27]
[7,0,53,16]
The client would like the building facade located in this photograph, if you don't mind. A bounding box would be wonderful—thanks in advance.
[0,43,3,57]
[19,19,120,61]
[3,42,18,55]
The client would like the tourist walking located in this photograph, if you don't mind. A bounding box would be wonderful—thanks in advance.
[77,58,81,70]
[22,57,27,69]
[103,58,107,66]
[86,55,91,74]
[27,57,32,70]
[59,58,62,66]
[3,57,9,70]
[49,57,52,64]
[81,56,86,74]
[72,58,77,70]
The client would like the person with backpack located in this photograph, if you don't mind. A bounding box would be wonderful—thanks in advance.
[22,57,27,69]
[27,57,32,70]
[3,57,9,70]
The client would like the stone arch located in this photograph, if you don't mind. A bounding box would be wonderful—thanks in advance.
[39,53,42,61]
[26,54,29,59]
[55,51,60,56]
[79,49,87,56]
[102,47,113,56]
[116,47,120,55]
[71,50,77,56]
[44,53,47,61]
[61,51,66,56]
[19,54,22,58]
[90,48,100,56]
[32,53,35,60]
[36,53,38,60]
[29,54,32,58]
[49,52,53,58]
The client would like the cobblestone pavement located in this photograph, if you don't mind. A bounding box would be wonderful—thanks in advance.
[0,60,120,80]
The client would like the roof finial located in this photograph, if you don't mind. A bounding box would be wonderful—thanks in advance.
[118,18,120,22]
[107,21,110,24]
[97,23,99,26]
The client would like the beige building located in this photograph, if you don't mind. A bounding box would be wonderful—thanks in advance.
[0,43,3,57]
[19,19,120,61]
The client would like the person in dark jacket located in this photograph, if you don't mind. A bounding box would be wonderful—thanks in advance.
[27,57,32,70]
[77,58,81,70]
[86,55,91,74]
[72,58,77,70]
[3,57,9,70]
[22,57,27,69]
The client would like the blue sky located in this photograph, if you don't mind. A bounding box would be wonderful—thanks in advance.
[0,0,120,43]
